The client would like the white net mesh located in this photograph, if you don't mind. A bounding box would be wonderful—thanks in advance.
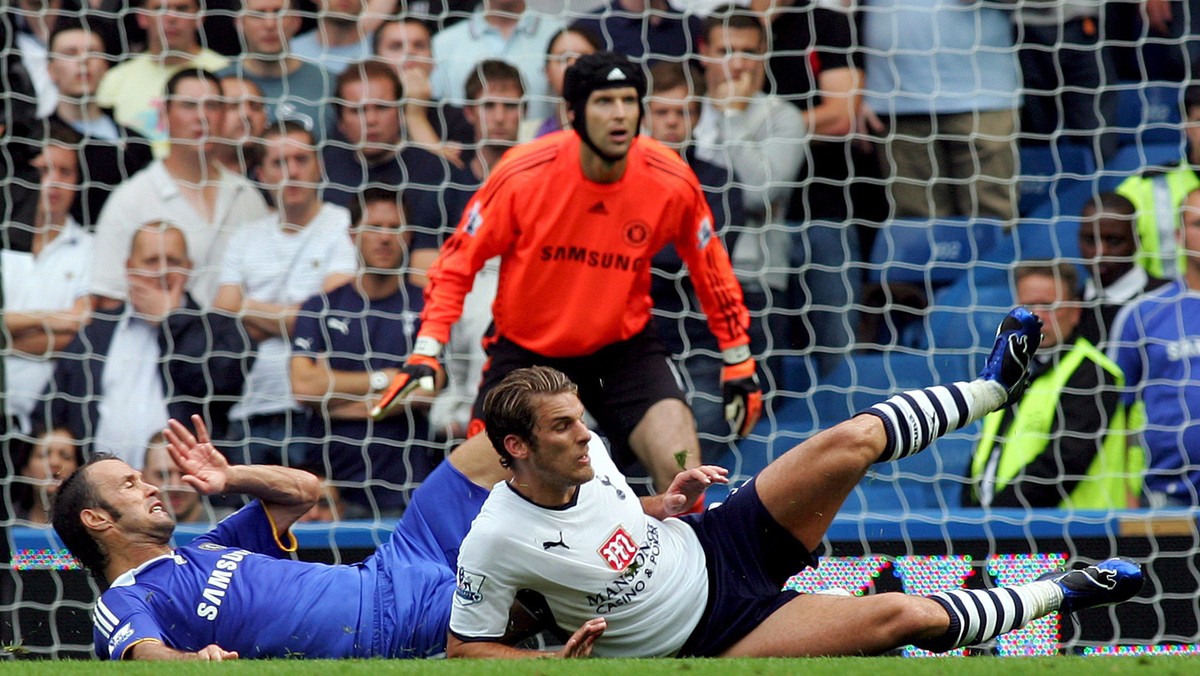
[2,0,1199,659]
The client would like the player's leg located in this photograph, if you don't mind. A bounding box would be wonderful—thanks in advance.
[584,330,701,492]
[627,398,702,489]
[722,558,1143,657]
[754,307,1043,551]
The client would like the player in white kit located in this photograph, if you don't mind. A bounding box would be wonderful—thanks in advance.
[448,309,1145,658]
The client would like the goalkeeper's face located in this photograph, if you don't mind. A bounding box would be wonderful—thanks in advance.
[517,393,595,491]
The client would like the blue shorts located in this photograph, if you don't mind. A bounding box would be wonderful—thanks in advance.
[676,478,817,657]
[370,460,492,657]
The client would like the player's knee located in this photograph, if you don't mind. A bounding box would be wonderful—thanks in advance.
[871,593,949,646]
[826,417,882,468]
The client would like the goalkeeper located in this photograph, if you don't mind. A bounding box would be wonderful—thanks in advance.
[372,51,759,492]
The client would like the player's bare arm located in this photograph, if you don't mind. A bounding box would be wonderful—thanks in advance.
[447,618,607,659]
[129,641,239,661]
[639,465,730,521]
[163,415,321,530]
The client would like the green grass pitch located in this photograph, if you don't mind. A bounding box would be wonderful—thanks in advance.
[2,656,1200,675]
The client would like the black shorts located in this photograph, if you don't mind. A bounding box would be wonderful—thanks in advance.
[470,325,687,467]
[676,478,818,657]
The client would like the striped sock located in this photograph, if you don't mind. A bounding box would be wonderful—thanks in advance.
[916,581,1063,652]
[858,380,1005,463]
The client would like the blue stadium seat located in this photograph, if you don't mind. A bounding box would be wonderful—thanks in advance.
[1018,143,1097,216]
[1012,215,1085,262]
[1100,142,1185,192]
[927,266,1015,352]
[866,217,1004,290]
[1114,82,1186,147]
[808,352,973,427]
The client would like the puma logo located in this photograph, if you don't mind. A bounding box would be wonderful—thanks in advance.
[542,532,569,550]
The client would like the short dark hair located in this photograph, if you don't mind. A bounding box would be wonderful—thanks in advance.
[546,25,602,61]
[262,118,317,145]
[1080,191,1136,221]
[464,59,525,102]
[164,68,223,101]
[371,16,431,56]
[482,366,579,469]
[51,454,121,583]
[701,5,766,44]
[347,186,407,228]
[334,60,403,119]
[1014,260,1080,301]
[649,60,706,98]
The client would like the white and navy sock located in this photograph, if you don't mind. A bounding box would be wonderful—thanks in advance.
[916,581,1063,652]
[858,380,1006,463]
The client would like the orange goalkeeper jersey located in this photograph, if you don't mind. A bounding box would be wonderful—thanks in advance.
[421,131,749,358]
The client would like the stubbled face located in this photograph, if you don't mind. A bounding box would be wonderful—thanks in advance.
[164,76,224,153]
[125,227,191,315]
[375,21,434,77]
[32,143,79,224]
[220,78,268,145]
[47,28,108,98]
[545,31,596,97]
[647,83,698,149]
[465,80,524,148]
[337,76,403,162]
[142,442,201,521]
[354,199,409,271]
[240,0,300,57]
[700,24,766,95]
[21,429,80,499]
[138,0,201,53]
[1078,211,1137,290]
[512,392,595,491]
[84,459,176,543]
[1017,273,1080,349]
[259,130,322,213]
[580,86,639,160]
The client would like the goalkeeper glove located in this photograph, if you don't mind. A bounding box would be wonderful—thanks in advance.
[370,337,445,420]
[720,345,762,438]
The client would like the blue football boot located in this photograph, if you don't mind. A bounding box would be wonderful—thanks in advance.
[1038,557,1145,615]
[978,307,1043,405]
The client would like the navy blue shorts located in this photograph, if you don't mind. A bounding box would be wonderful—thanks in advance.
[676,478,817,657]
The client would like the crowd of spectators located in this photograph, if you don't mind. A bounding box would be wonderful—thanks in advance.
[5,0,1200,521]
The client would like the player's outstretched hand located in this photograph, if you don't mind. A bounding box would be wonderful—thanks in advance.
[557,617,606,658]
[163,415,231,496]
[663,466,730,517]
[194,645,238,661]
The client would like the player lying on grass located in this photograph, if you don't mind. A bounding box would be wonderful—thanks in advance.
[52,411,761,660]
[447,308,1146,658]
[50,414,516,660]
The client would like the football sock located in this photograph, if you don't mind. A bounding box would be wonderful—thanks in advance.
[860,380,1005,463]
[916,581,1063,652]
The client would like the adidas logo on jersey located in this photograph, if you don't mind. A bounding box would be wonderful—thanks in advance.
[588,201,608,215]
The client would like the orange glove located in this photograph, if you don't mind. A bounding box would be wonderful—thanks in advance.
[370,337,444,420]
[720,345,762,438]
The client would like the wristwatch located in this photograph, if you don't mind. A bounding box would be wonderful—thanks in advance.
[369,370,390,392]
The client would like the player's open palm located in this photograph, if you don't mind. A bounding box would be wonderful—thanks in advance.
[557,617,606,658]
[664,466,730,516]
[163,415,231,495]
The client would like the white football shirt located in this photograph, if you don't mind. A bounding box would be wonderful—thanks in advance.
[450,433,708,657]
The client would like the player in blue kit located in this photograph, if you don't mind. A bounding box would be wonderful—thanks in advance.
[1108,188,1200,506]
[51,415,502,660]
